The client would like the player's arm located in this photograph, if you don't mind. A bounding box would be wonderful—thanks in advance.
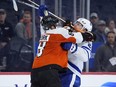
[72,42,92,62]
[40,18,45,35]
[38,5,85,44]
[73,32,83,43]
[38,5,48,35]
[61,42,92,62]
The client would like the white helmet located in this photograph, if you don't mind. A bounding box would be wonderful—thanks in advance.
[74,18,92,31]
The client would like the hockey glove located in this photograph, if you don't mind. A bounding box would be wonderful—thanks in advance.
[38,5,48,17]
[61,42,78,53]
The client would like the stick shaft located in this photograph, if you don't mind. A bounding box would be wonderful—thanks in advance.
[19,0,83,33]
[18,0,38,9]
[28,0,39,7]
[28,0,65,22]
[12,0,18,11]
[48,11,66,22]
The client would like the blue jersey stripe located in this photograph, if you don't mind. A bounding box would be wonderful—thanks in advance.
[81,46,90,59]
[81,46,91,51]
[68,61,81,73]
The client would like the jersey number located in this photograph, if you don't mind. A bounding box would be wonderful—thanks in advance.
[37,34,50,57]
[37,41,46,57]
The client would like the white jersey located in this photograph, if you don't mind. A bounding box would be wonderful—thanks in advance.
[68,42,92,77]
[40,25,83,43]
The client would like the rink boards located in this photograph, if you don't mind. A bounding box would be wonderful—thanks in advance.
[0,72,116,87]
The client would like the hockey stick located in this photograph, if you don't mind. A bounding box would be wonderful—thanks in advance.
[28,0,66,22]
[12,0,18,11]
[27,0,84,32]
[17,0,38,9]
[17,0,83,32]
[28,0,40,7]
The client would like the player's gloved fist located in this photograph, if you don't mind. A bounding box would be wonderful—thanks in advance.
[61,42,78,53]
[38,5,48,17]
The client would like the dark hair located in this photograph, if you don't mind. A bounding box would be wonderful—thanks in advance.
[23,10,32,16]
[0,9,6,14]
[106,19,115,26]
[106,31,115,37]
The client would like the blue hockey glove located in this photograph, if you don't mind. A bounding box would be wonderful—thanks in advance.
[61,42,78,53]
[38,5,48,17]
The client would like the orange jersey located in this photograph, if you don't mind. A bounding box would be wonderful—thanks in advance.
[32,34,76,69]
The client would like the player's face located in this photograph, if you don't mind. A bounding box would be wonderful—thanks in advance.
[73,22,85,33]
[107,33,115,44]
[0,12,6,23]
[23,13,31,23]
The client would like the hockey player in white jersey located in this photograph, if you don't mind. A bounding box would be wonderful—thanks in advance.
[60,18,94,87]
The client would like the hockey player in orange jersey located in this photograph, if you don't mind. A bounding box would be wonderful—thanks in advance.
[31,5,84,87]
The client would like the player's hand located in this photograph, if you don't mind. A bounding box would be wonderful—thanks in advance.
[61,42,78,53]
[38,5,48,17]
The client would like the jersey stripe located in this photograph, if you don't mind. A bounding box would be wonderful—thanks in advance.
[81,46,90,59]
[68,61,81,73]
[69,74,76,87]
